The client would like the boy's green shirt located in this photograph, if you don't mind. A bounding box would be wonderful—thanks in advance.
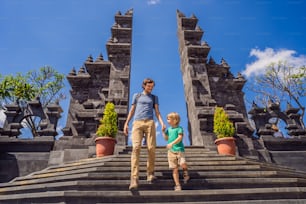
[165,126,185,152]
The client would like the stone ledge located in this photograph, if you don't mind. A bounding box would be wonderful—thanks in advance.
[262,135,306,151]
[0,136,54,152]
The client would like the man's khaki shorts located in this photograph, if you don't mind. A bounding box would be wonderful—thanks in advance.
[167,151,186,169]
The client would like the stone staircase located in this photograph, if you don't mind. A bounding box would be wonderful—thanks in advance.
[1,146,306,203]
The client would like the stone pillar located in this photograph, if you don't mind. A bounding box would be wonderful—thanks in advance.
[60,9,133,147]
[106,9,133,146]
[176,10,213,147]
[176,11,255,158]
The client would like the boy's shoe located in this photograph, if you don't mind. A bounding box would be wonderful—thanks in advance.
[129,178,138,190]
[147,174,157,183]
[174,185,182,191]
[183,172,190,184]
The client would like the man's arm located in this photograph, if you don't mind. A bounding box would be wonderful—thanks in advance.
[123,104,136,136]
[154,104,166,131]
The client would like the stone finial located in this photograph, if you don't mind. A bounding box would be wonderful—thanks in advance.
[78,66,86,74]
[236,72,245,80]
[191,13,197,19]
[285,102,299,114]
[35,96,40,101]
[54,98,60,105]
[125,8,133,15]
[221,58,229,67]
[176,9,185,17]
[286,102,293,110]
[116,11,122,16]
[113,37,118,43]
[195,25,202,31]
[112,22,119,28]
[268,98,274,105]
[209,56,216,65]
[252,101,259,108]
[69,67,76,76]
[201,41,209,47]
[96,53,104,62]
[86,55,93,63]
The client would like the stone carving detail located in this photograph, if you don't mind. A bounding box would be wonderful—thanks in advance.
[0,97,62,137]
[249,101,306,137]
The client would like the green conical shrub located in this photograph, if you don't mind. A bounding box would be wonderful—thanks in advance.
[96,102,118,138]
[213,106,235,138]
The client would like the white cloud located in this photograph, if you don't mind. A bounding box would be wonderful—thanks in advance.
[242,48,306,78]
[147,0,160,5]
[0,110,6,128]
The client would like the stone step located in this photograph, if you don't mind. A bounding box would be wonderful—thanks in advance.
[1,146,306,203]
[1,187,306,203]
[1,170,288,189]
[118,200,306,204]
[123,149,221,156]
[50,159,249,171]
[38,159,249,173]
[117,154,224,159]
[27,163,262,177]
[8,154,259,183]
[123,146,213,151]
[8,163,270,183]
[40,153,234,174]
[1,178,306,195]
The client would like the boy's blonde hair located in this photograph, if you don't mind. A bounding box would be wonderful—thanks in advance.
[167,112,180,126]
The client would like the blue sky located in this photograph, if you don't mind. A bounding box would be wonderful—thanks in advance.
[1,0,306,145]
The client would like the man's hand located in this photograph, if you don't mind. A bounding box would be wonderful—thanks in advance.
[162,124,166,132]
[123,124,129,136]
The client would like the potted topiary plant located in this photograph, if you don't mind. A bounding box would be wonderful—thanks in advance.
[95,102,118,157]
[213,106,236,156]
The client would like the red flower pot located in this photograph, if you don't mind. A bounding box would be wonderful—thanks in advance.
[214,137,236,156]
[95,137,116,157]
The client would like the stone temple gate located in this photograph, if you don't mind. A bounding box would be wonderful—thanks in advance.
[1,9,306,182]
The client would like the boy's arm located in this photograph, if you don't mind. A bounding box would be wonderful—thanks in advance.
[162,130,168,141]
[167,134,183,149]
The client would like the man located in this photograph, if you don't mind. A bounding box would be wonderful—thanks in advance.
[124,78,166,190]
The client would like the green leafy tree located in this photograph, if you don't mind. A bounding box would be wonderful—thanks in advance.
[0,66,66,137]
[246,61,305,128]
[0,74,36,107]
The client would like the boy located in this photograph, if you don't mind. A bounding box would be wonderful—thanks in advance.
[162,112,190,191]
